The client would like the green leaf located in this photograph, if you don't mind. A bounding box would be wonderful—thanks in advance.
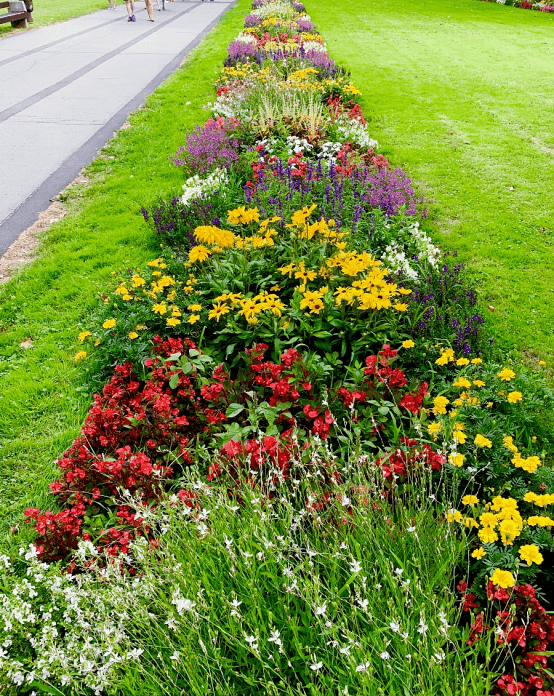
[226,403,245,419]
[169,373,180,390]
[29,683,66,696]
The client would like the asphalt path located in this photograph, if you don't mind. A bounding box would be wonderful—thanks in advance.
[0,0,235,257]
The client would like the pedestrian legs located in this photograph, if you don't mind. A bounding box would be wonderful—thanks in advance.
[145,0,154,20]
[124,0,135,20]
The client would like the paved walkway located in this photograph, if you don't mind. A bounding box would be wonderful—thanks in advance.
[0,0,235,257]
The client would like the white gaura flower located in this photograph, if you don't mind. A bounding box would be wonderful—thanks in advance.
[356,661,370,672]
[350,559,362,573]
[380,651,390,661]
[389,620,400,633]
[310,660,323,671]
[315,603,327,616]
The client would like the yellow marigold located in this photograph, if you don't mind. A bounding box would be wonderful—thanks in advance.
[513,454,541,474]
[473,380,486,387]
[499,519,521,546]
[167,317,181,327]
[539,360,546,366]
[479,526,498,544]
[78,331,91,342]
[189,246,210,264]
[187,314,200,324]
[428,422,442,440]
[507,391,522,404]
[491,496,518,512]
[490,569,515,589]
[436,348,455,366]
[74,351,87,361]
[457,358,470,366]
[453,376,472,389]
[498,368,516,381]
[398,288,412,295]
[453,423,467,445]
[471,357,483,364]
[152,302,167,315]
[402,340,415,348]
[128,332,139,339]
[528,516,554,527]
[449,452,465,468]
[474,434,492,448]
[394,303,408,312]
[132,275,146,288]
[519,544,543,566]
[188,304,202,312]
[462,495,479,506]
[472,548,486,559]
[148,258,162,267]
[433,395,450,415]
[103,319,116,329]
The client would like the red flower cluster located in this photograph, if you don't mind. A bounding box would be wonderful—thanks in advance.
[459,580,554,696]
[338,344,428,416]
[376,437,444,486]
[24,341,334,562]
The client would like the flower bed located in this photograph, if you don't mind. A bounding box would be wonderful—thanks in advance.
[3,0,554,692]
[479,0,554,12]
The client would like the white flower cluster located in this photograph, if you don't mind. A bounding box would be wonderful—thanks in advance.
[0,546,141,694]
[235,32,257,44]
[319,140,342,163]
[286,135,313,155]
[182,168,228,206]
[381,222,441,280]
[334,113,379,150]
[302,40,327,53]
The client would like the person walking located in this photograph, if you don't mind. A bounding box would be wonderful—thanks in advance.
[124,0,136,21]
[108,0,117,9]
[144,0,154,21]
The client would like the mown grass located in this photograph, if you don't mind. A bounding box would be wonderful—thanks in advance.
[0,0,251,548]
[307,0,554,370]
[0,0,109,37]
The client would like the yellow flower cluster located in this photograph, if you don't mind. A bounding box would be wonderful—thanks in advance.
[208,291,285,325]
[523,491,554,507]
[503,434,542,473]
[299,286,328,314]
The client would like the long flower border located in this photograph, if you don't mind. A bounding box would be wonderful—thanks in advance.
[10,0,554,694]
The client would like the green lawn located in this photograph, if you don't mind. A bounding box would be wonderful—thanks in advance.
[0,0,251,548]
[308,0,554,368]
[0,0,109,37]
